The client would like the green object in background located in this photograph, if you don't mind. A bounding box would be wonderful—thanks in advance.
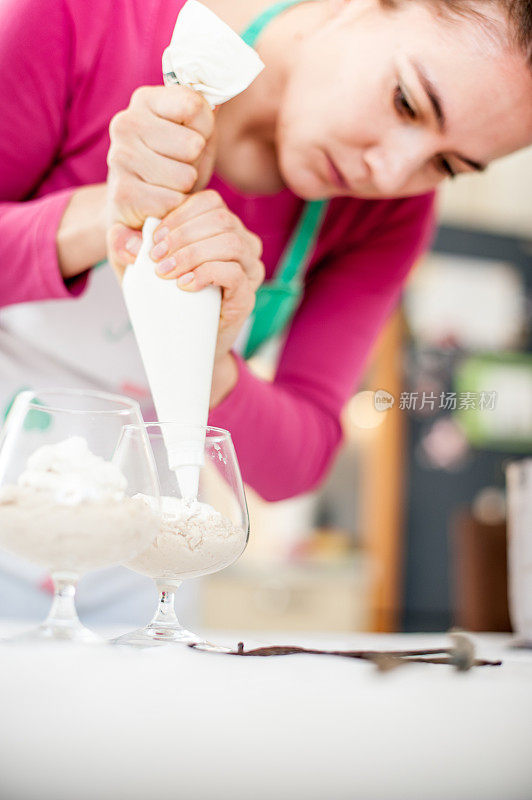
[2,388,52,432]
[455,353,532,453]
[23,401,53,432]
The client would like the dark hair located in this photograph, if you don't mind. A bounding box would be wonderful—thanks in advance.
[498,1,532,63]
[380,0,532,68]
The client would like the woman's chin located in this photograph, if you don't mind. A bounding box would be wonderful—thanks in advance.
[283,169,330,200]
[278,152,331,200]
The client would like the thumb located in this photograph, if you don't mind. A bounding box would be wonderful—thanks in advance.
[107,224,142,282]
[194,124,218,192]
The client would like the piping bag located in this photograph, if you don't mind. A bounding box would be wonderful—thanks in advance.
[122,1,263,500]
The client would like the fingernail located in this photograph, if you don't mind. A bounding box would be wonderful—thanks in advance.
[153,226,169,245]
[150,240,169,260]
[157,256,177,275]
[177,272,195,287]
[125,237,141,256]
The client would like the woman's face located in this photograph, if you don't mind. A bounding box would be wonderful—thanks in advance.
[277,0,532,199]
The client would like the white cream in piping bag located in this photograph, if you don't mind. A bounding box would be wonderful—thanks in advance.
[122,1,264,500]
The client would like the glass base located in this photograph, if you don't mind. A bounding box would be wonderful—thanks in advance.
[111,624,229,651]
[189,641,233,654]
[6,619,101,644]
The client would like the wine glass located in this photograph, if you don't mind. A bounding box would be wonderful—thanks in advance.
[113,423,249,648]
[0,389,160,643]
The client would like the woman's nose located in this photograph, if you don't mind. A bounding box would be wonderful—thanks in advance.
[363,135,428,196]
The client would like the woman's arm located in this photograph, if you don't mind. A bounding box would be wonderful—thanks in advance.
[57,185,108,280]
[0,0,210,307]
[0,193,84,308]
[208,193,436,502]
[0,0,95,307]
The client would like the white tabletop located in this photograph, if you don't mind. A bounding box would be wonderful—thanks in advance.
[0,629,531,800]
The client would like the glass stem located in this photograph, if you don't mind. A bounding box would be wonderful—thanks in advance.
[151,581,183,629]
[45,573,80,630]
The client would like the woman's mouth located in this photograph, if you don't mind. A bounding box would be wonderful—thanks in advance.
[323,151,350,192]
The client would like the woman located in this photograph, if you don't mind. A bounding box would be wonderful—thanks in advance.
[2,0,532,498]
[0,0,531,617]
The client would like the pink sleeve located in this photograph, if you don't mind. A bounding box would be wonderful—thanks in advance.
[0,0,85,308]
[209,193,435,501]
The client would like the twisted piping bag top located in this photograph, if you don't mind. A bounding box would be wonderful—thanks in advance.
[122,1,264,500]
[162,0,264,108]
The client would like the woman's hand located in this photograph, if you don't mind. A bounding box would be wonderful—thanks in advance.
[143,189,264,363]
[106,84,216,271]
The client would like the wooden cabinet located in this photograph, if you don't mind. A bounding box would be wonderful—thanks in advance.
[360,311,407,632]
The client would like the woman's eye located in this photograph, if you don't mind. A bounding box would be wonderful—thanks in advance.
[437,156,456,179]
[394,85,416,120]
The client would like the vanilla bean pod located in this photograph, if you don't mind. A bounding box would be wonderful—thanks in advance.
[401,656,501,667]
[205,638,501,671]
[190,632,501,671]
[231,643,451,659]
[228,645,501,670]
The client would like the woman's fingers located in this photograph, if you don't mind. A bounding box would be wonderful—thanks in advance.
[106,171,186,229]
[106,223,142,281]
[130,85,214,139]
[183,261,257,364]
[157,204,263,258]
[156,190,225,231]
[110,111,206,164]
[153,230,263,287]
[139,119,207,163]
[179,261,256,325]
[107,85,216,229]
[128,186,266,361]
[151,192,265,286]
[162,208,236,249]
[195,130,218,192]
[125,139,198,193]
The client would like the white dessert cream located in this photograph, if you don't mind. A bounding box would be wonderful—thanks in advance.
[127,495,246,582]
[0,437,158,574]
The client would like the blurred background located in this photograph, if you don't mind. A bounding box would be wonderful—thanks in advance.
[198,147,532,636]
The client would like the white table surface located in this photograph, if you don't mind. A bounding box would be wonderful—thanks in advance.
[0,628,531,800]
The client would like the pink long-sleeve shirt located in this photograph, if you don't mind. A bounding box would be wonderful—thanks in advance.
[0,0,434,501]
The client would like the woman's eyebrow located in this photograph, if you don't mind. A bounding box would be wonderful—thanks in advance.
[412,59,487,172]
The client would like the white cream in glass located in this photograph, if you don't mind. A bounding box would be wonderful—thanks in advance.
[114,423,249,648]
[0,389,160,642]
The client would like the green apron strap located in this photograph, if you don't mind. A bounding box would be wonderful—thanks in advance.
[274,199,328,288]
[242,199,328,359]
[241,0,312,47]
